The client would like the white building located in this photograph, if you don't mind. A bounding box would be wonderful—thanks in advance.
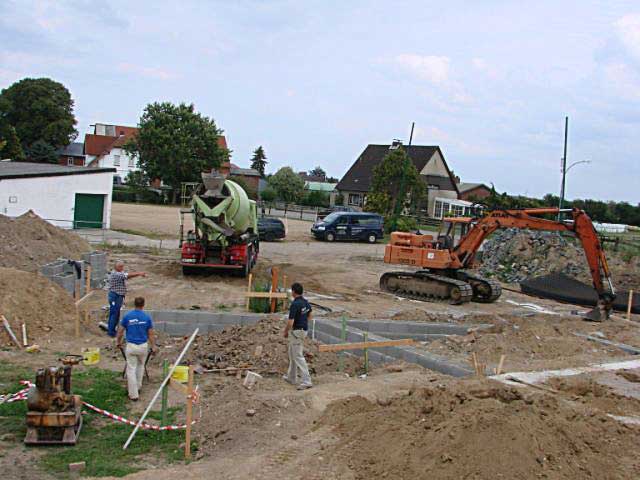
[84,123,139,183]
[0,161,115,228]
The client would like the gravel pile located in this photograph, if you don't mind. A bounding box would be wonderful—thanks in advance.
[479,229,586,283]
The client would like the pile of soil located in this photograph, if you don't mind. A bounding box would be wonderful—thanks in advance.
[318,378,640,479]
[182,317,362,375]
[0,267,78,346]
[548,375,640,416]
[0,211,91,273]
[479,229,639,290]
[424,314,636,371]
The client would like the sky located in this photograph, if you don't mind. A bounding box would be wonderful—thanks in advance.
[1,0,639,203]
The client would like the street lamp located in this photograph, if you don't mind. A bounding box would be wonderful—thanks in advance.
[558,158,591,213]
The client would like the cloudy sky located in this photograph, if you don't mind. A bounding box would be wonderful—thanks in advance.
[2,0,639,202]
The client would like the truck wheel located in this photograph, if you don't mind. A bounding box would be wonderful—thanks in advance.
[367,233,377,244]
[326,232,335,242]
[265,232,275,242]
[182,266,194,276]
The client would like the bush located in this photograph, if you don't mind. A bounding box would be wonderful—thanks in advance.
[260,186,277,202]
[384,215,418,233]
[334,193,344,206]
[301,190,330,207]
[248,280,284,313]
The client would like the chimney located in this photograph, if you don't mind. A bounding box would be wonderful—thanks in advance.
[389,139,403,150]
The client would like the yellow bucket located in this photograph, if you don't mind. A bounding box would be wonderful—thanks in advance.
[171,365,189,383]
[82,348,100,366]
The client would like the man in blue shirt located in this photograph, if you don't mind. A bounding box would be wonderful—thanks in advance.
[116,297,156,401]
[283,283,312,390]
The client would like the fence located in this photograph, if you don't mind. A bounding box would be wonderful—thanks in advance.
[257,201,321,222]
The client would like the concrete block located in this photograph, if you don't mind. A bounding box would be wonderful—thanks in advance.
[52,273,75,294]
[40,261,65,277]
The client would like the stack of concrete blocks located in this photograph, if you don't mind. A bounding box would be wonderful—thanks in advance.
[118,310,264,335]
[40,260,76,296]
[40,251,107,299]
[82,251,108,289]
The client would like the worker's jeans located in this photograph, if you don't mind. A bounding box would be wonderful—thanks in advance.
[125,342,148,399]
[286,330,312,386]
[107,291,124,337]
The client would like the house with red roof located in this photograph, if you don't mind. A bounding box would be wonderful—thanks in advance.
[84,123,140,183]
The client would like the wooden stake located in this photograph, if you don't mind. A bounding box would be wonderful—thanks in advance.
[319,338,415,352]
[471,353,479,376]
[496,354,506,375]
[1,315,21,348]
[75,309,81,338]
[185,365,194,460]
[270,267,279,313]
[245,273,253,311]
[74,280,80,300]
[161,360,169,432]
[21,323,27,347]
[85,265,92,294]
[628,289,634,320]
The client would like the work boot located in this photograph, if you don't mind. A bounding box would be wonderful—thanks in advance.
[282,375,295,385]
[297,383,312,391]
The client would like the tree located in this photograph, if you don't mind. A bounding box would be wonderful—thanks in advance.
[309,166,326,180]
[250,146,268,177]
[124,102,227,202]
[365,147,425,217]
[268,167,305,202]
[25,139,58,163]
[0,78,77,158]
[0,121,25,160]
[302,190,330,207]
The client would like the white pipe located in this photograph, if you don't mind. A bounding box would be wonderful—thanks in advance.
[123,328,199,450]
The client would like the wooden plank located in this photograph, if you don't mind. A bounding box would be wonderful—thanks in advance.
[21,323,28,347]
[318,338,415,352]
[244,292,289,299]
[75,289,95,306]
[85,265,92,294]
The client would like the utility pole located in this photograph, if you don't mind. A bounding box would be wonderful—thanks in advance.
[408,122,415,146]
[558,116,569,220]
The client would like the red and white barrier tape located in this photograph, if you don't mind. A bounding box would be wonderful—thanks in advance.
[1,381,200,431]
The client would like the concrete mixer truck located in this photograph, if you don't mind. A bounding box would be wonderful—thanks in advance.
[179,171,259,276]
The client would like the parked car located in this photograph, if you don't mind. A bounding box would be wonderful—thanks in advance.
[258,217,286,241]
[317,205,357,220]
[311,212,384,243]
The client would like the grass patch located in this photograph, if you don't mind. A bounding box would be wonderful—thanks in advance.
[0,364,189,478]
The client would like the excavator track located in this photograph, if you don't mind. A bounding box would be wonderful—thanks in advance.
[456,271,503,303]
[380,271,473,305]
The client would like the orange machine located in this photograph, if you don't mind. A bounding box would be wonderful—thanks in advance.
[381,208,615,320]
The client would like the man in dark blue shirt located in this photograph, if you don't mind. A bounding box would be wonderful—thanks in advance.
[283,283,313,389]
[116,297,156,401]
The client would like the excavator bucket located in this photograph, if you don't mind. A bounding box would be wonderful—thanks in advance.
[582,303,610,322]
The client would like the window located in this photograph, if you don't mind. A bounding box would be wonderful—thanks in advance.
[128,156,135,168]
[349,216,360,225]
[67,156,74,166]
[113,154,121,166]
[434,200,444,219]
[453,205,464,217]
[348,193,361,206]
[359,216,381,226]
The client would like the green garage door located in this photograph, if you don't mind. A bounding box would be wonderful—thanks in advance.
[74,194,105,229]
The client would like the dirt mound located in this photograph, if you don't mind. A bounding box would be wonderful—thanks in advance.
[424,314,637,371]
[0,267,78,346]
[319,379,640,479]
[548,375,640,416]
[479,229,639,290]
[183,317,362,375]
[0,211,91,273]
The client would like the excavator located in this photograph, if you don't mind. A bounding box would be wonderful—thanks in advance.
[381,207,616,320]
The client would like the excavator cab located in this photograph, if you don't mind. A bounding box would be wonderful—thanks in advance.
[436,216,473,250]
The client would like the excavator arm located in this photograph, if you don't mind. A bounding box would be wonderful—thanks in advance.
[452,207,615,316]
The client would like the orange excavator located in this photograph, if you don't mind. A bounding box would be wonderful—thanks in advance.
[381,207,616,320]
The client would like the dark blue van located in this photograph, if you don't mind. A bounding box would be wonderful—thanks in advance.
[311,212,384,243]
